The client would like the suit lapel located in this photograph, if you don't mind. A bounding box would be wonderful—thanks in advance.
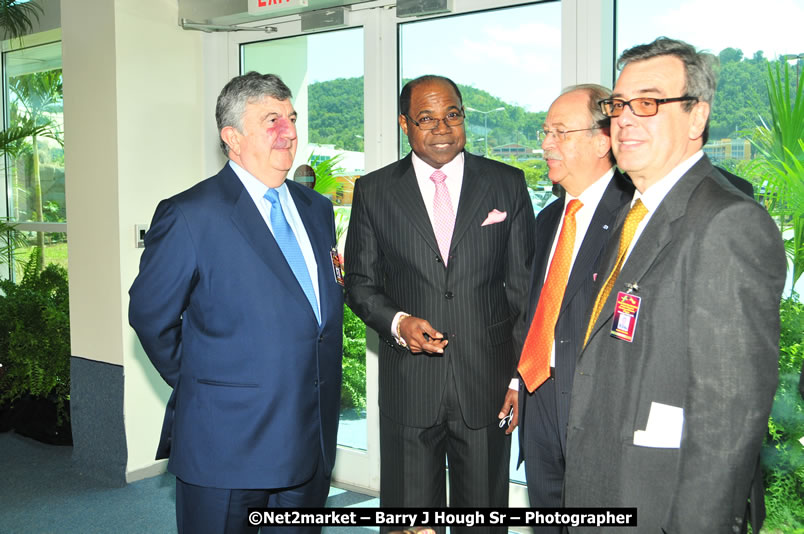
[390,155,442,258]
[450,154,491,252]
[583,160,711,347]
[561,172,630,315]
[227,172,319,326]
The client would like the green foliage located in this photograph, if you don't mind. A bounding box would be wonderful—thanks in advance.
[762,296,804,532]
[334,207,350,246]
[308,76,547,158]
[310,152,345,197]
[308,77,364,152]
[0,218,27,271]
[0,248,71,423]
[749,61,804,291]
[710,52,771,139]
[341,304,366,411]
[0,0,43,43]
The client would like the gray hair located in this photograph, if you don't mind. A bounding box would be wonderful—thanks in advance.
[215,72,293,157]
[560,83,611,129]
[617,37,718,144]
[559,83,614,164]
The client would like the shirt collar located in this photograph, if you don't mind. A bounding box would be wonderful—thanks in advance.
[632,150,703,212]
[566,166,615,208]
[229,160,290,202]
[411,150,465,181]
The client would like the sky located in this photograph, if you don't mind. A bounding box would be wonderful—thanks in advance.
[303,0,804,114]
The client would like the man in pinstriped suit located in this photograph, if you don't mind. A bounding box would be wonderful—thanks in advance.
[345,75,535,532]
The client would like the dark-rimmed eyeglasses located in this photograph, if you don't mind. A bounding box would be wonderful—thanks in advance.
[405,110,465,131]
[540,126,600,142]
[598,96,698,118]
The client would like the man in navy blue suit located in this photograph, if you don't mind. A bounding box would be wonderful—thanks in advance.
[129,72,344,534]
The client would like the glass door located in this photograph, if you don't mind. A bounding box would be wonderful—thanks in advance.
[231,8,380,493]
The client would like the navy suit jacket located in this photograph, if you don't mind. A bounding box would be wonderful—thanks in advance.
[129,163,343,490]
[518,171,633,462]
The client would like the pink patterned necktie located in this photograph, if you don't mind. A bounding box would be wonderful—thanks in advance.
[430,170,456,265]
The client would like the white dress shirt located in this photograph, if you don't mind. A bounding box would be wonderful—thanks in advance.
[229,160,321,316]
[542,167,615,367]
[625,151,704,264]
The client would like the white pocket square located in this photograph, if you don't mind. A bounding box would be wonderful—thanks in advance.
[481,209,507,226]
[633,401,684,449]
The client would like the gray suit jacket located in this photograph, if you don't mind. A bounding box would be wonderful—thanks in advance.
[564,155,786,532]
[345,151,535,428]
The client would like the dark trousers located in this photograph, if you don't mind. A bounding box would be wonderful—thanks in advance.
[175,452,329,534]
[379,363,510,534]
[522,377,564,534]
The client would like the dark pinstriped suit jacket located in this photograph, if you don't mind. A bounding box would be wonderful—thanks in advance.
[517,171,633,466]
[345,151,535,429]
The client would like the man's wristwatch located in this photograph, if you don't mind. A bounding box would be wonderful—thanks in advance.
[396,313,410,348]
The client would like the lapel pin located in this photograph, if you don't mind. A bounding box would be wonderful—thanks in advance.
[602,224,609,230]
[625,282,639,293]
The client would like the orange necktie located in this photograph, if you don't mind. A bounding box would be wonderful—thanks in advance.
[583,199,649,346]
[518,199,583,393]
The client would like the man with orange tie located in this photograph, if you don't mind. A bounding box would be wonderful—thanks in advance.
[516,85,633,527]
[564,38,786,533]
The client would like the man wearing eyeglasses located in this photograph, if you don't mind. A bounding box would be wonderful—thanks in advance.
[564,38,785,533]
[345,75,534,531]
[515,85,633,531]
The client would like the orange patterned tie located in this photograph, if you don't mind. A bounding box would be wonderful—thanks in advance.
[583,199,649,346]
[519,199,583,392]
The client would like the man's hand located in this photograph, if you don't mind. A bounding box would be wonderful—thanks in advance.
[399,315,448,354]
[498,387,519,434]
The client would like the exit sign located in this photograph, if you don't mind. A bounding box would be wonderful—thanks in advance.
[248,0,309,15]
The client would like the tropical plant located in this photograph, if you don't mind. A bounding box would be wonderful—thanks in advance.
[309,152,345,198]
[8,69,64,271]
[0,218,27,273]
[761,295,804,532]
[0,248,71,424]
[334,207,350,247]
[749,61,804,292]
[0,0,43,43]
[341,304,366,411]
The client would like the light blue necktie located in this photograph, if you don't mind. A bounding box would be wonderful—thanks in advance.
[264,188,320,324]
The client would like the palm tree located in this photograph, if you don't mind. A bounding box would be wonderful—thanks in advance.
[8,69,63,271]
[750,61,804,292]
[0,0,43,43]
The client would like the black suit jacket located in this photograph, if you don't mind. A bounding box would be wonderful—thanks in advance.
[565,155,786,532]
[518,170,633,462]
[345,152,535,428]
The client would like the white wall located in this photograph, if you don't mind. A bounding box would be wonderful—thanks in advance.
[62,0,214,479]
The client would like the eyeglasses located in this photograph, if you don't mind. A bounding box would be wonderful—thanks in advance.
[598,96,698,118]
[540,126,600,142]
[405,110,465,131]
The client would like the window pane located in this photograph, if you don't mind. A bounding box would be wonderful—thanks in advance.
[3,41,66,275]
[242,28,368,451]
[4,42,64,224]
[399,1,562,485]
[616,0,804,296]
